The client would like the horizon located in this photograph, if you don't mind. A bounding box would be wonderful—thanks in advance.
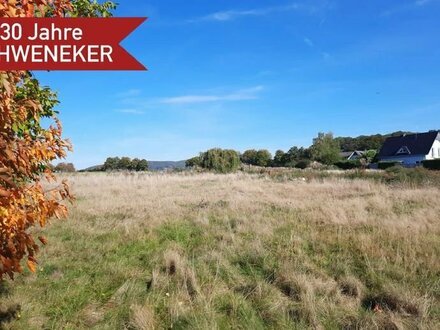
[35,0,440,169]
[65,129,440,171]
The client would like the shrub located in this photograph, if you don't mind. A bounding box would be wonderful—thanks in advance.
[335,160,362,170]
[186,156,201,168]
[200,148,240,173]
[295,159,310,169]
[54,162,76,173]
[422,159,440,170]
[382,166,440,186]
[378,161,401,170]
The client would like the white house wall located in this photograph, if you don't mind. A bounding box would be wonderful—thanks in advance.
[380,155,426,166]
[426,139,440,160]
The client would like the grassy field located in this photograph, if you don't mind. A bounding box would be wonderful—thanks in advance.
[1,171,440,329]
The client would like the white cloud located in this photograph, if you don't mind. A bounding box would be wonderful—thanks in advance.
[415,0,432,6]
[115,109,145,115]
[160,86,264,105]
[303,37,314,47]
[322,52,331,60]
[381,0,437,16]
[204,9,263,22]
[190,3,325,23]
[116,89,142,98]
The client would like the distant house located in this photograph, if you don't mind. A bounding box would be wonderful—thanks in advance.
[378,131,440,167]
[340,150,365,161]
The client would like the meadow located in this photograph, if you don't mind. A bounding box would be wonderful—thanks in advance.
[1,170,440,329]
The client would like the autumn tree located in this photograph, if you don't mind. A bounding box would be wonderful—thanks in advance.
[0,0,115,279]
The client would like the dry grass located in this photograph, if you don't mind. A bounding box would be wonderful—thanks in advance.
[1,171,439,329]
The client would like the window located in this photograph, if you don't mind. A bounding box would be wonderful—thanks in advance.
[396,146,411,155]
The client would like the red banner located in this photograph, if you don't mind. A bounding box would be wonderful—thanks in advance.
[0,18,147,70]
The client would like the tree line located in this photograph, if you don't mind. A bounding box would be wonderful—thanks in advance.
[186,132,380,173]
[103,157,149,171]
[74,131,418,174]
[52,157,150,173]
[335,131,413,152]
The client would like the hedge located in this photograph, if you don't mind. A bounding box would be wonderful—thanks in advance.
[335,160,363,170]
[378,161,401,170]
[422,159,440,170]
[295,159,311,169]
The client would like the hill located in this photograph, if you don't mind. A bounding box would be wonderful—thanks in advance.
[148,160,186,171]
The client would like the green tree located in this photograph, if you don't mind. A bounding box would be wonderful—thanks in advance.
[273,150,286,167]
[130,158,140,171]
[118,157,132,170]
[104,157,148,171]
[186,156,201,168]
[136,159,149,171]
[241,149,272,167]
[200,148,240,173]
[54,163,76,173]
[362,150,378,164]
[310,132,341,165]
[103,157,120,171]
[255,150,272,167]
[241,149,258,165]
[278,147,311,167]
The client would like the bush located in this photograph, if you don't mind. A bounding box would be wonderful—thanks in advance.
[335,160,362,170]
[186,156,201,168]
[422,159,440,170]
[294,159,310,169]
[383,166,440,186]
[378,161,401,170]
[200,148,240,173]
[54,162,76,172]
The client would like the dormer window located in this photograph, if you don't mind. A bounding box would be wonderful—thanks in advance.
[396,146,411,155]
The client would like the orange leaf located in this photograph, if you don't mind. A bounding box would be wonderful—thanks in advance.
[27,259,37,273]
[38,236,48,245]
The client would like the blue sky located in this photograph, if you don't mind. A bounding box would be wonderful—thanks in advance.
[37,0,440,169]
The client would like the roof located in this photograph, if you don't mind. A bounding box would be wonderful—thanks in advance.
[340,151,353,158]
[340,150,365,159]
[378,131,439,157]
